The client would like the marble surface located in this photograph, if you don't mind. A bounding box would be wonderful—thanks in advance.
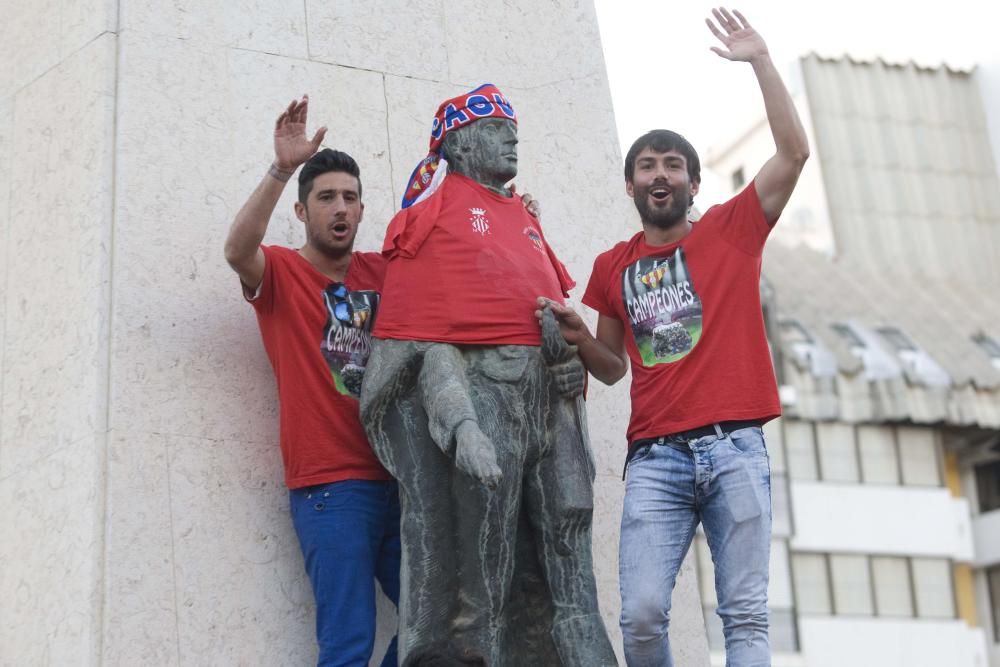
[306,0,449,80]
[0,94,11,477]
[1,34,115,478]
[1,2,708,664]
[442,0,606,89]
[110,32,393,443]
[102,430,180,666]
[0,438,103,666]
[120,0,307,58]
[0,0,114,98]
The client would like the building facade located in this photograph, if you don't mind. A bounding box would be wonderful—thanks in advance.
[701,55,1000,666]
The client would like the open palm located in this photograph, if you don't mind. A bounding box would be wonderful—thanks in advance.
[706,8,768,62]
[274,95,327,171]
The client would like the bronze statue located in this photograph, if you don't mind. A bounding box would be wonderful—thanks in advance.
[361,84,616,666]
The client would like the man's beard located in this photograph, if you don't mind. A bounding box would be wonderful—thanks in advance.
[633,185,690,230]
[305,215,354,259]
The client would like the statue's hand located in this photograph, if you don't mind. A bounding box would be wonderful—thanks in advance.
[551,357,585,397]
[455,420,502,487]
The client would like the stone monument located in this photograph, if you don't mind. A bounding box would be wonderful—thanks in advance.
[361,85,618,666]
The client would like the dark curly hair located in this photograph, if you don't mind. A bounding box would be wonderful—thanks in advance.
[298,148,362,203]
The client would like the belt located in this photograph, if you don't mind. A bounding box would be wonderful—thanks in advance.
[622,419,762,479]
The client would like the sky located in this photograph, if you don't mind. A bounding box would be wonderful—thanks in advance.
[593,0,1000,206]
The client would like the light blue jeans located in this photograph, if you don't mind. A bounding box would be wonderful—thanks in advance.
[619,426,771,667]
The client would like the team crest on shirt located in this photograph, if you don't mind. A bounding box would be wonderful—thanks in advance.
[523,227,544,252]
[469,207,490,236]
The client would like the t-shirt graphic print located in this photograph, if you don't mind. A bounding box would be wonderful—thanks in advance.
[320,283,380,397]
[621,247,703,365]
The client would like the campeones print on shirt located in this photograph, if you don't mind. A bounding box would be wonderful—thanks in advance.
[320,283,380,398]
[621,247,703,366]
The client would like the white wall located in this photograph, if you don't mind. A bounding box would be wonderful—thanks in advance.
[797,617,988,667]
[790,482,974,559]
[706,83,835,255]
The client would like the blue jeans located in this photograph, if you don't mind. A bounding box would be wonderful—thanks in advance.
[619,426,771,667]
[290,479,401,667]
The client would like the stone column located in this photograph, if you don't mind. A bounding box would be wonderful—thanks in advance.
[0,2,709,665]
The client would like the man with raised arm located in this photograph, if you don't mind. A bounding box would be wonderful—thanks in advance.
[224,96,400,667]
[541,9,809,666]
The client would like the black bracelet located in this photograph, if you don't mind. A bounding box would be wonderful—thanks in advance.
[268,163,294,183]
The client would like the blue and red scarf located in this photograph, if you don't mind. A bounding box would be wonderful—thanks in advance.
[400,83,517,209]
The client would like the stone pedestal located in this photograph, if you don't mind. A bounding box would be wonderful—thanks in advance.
[0,2,709,664]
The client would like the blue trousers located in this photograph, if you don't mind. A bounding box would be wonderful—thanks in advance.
[290,479,401,667]
[619,426,772,667]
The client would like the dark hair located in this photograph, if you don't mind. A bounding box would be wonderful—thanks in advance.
[298,148,362,203]
[402,641,487,667]
[624,130,701,185]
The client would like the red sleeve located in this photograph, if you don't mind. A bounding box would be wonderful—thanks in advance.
[699,181,772,257]
[352,251,388,291]
[382,192,443,259]
[582,251,615,318]
[245,244,278,315]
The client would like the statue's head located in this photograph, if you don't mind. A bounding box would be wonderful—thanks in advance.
[442,117,517,192]
[401,84,518,207]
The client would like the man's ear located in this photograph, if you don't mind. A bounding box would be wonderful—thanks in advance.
[625,179,635,198]
[690,180,700,198]
[294,200,307,223]
[358,201,364,224]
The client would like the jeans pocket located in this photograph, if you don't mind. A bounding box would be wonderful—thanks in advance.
[724,461,764,523]
[629,444,654,466]
[295,481,364,514]
[723,426,767,457]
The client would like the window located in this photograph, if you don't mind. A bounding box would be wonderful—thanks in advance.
[791,553,956,621]
[816,422,860,482]
[897,427,941,486]
[972,333,1000,371]
[771,472,792,536]
[732,166,745,190]
[829,554,873,615]
[877,326,917,352]
[871,556,913,617]
[792,553,831,614]
[763,419,786,474]
[857,425,900,484]
[911,558,955,619]
[988,565,1000,642]
[785,420,819,481]
[831,322,865,352]
[698,536,799,652]
[975,459,1000,514]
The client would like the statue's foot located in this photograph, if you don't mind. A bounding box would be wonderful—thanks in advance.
[455,420,502,487]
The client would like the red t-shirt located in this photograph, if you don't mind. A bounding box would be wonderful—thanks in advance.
[248,245,391,489]
[583,183,781,444]
[374,173,574,345]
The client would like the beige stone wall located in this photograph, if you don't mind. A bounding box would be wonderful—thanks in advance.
[0,1,708,664]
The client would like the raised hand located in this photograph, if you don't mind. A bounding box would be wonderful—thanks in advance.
[508,184,541,218]
[705,8,768,63]
[274,95,327,171]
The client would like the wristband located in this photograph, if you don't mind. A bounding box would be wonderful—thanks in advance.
[268,163,294,183]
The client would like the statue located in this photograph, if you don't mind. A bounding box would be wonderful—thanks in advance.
[360,84,617,666]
